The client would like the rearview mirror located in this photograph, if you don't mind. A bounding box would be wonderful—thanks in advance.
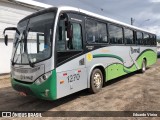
[3,27,19,46]
[4,35,8,46]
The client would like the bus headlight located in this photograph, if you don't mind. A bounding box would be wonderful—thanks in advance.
[35,71,52,85]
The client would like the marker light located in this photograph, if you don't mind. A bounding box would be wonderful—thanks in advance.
[35,71,52,85]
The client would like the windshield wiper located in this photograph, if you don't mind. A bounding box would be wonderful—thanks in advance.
[12,56,18,66]
[12,40,21,66]
[26,53,35,68]
[12,30,34,68]
[11,32,21,66]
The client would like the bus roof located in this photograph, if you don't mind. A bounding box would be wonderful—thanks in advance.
[19,6,156,35]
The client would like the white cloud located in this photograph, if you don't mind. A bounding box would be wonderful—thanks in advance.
[149,0,160,2]
[136,10,160,24]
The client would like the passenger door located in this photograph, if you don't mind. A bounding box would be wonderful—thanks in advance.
[56,13,87,99]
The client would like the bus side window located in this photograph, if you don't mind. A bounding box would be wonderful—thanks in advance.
[108,24,123,44]
[124,28,134,44]
[86,19,108,44]
[152,35,156,46]
[57,17,67,51]
[97,22,108,43]
[152,35,155,46]
[136,31,143,45]
[143,33,149,45]
[70,23,82,50]
[148,35,152,45]
[86,19,98,43]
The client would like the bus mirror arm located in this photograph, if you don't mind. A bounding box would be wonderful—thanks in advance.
[3,27,19,35]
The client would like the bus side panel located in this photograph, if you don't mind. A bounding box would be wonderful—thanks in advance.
[105,45,137,81]
[136,47,157,68]
[56,68,87,99]
[56,55,87,99]
[106,46,157,80]
[85,46,157,82]
[85,46,135,81]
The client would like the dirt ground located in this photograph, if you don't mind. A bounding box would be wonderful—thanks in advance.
[0,59,160,120]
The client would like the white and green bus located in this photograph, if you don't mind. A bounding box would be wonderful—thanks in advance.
[3,6,157,100]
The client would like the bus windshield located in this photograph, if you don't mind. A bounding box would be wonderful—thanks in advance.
[12,12,55,65]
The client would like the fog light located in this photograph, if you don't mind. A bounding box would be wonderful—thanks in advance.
[45,89,49,97]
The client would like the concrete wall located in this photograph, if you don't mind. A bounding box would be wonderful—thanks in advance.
[0,1,39,74]
[0,41,13,74]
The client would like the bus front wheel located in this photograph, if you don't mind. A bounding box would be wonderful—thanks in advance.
[89,68,103,93]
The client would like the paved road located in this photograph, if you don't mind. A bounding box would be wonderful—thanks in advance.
[0,59,160,119]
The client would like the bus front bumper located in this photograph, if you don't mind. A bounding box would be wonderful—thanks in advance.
[11,70,57,100]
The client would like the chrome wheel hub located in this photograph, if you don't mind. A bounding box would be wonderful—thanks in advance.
[93,73,102,88]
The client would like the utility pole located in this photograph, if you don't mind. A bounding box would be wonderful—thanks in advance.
[131,17,135,25]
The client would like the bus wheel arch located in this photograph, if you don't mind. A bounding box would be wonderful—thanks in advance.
[88,65,106,93]
[95,66,106,86]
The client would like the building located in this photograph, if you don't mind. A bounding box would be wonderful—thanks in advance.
[0,0,52,74]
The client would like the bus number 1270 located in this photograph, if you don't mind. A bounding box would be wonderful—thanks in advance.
[67,74,80,83]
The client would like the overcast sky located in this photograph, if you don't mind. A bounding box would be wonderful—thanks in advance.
[35,0,160,37]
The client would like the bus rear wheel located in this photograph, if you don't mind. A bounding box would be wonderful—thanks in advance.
[89,68,103,93]
[140,59,146,73]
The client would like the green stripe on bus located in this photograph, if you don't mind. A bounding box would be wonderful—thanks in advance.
[49,69,57,100]
[93,54,124,62]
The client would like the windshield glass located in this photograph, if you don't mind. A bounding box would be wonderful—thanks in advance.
[12,12,55,64]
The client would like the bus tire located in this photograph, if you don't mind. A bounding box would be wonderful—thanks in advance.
[89,68,103,93]
[140,59,146,73]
